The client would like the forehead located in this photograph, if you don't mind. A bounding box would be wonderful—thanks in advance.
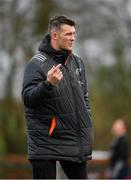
[60,24,75,33]
[113,121,124,128]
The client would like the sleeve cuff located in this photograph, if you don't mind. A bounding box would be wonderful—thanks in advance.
[43,80,55,90]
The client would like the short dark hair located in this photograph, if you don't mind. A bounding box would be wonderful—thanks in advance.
[49,15,75,33]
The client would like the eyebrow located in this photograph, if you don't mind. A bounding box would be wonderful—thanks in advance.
[65,31,75,35]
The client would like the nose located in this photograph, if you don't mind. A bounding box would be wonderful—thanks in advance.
[71,34,75,41]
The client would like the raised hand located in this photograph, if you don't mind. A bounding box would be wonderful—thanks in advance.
[47,64,63,86]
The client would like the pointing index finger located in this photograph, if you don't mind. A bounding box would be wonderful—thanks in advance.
[52,64,62,71]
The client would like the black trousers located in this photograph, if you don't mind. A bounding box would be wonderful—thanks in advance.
[29,159,88,179]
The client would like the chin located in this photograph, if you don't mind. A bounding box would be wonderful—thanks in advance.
[66,47,73,51]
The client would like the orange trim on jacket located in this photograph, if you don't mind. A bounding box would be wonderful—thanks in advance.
[49,116,56,136]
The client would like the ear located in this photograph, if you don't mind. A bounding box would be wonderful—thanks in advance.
[51,31,58,40]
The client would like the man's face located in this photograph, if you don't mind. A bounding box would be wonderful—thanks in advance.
[111,120,126,137]
[56,24,76,51]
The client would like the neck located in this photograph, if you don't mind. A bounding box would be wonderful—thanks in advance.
[50,39,60,51]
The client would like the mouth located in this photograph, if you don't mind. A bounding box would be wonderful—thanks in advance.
[69,43,73,47]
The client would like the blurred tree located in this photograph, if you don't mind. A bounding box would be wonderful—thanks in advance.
[33,0,58,36]
[0,0,58,154]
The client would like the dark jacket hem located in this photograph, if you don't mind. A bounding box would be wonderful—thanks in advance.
[28,154,92,162]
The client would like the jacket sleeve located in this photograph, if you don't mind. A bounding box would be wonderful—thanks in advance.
[21,59,54,108]
[80,59,91,117]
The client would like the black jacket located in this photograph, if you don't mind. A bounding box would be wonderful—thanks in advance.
[107,135,129,178]
[22,35,93,162]
[110,135,129,167]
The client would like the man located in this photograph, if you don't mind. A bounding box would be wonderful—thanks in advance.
[105,119,129,179]
[22,15,93,179]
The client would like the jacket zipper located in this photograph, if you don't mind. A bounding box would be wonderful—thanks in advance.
[64,63,83,162]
